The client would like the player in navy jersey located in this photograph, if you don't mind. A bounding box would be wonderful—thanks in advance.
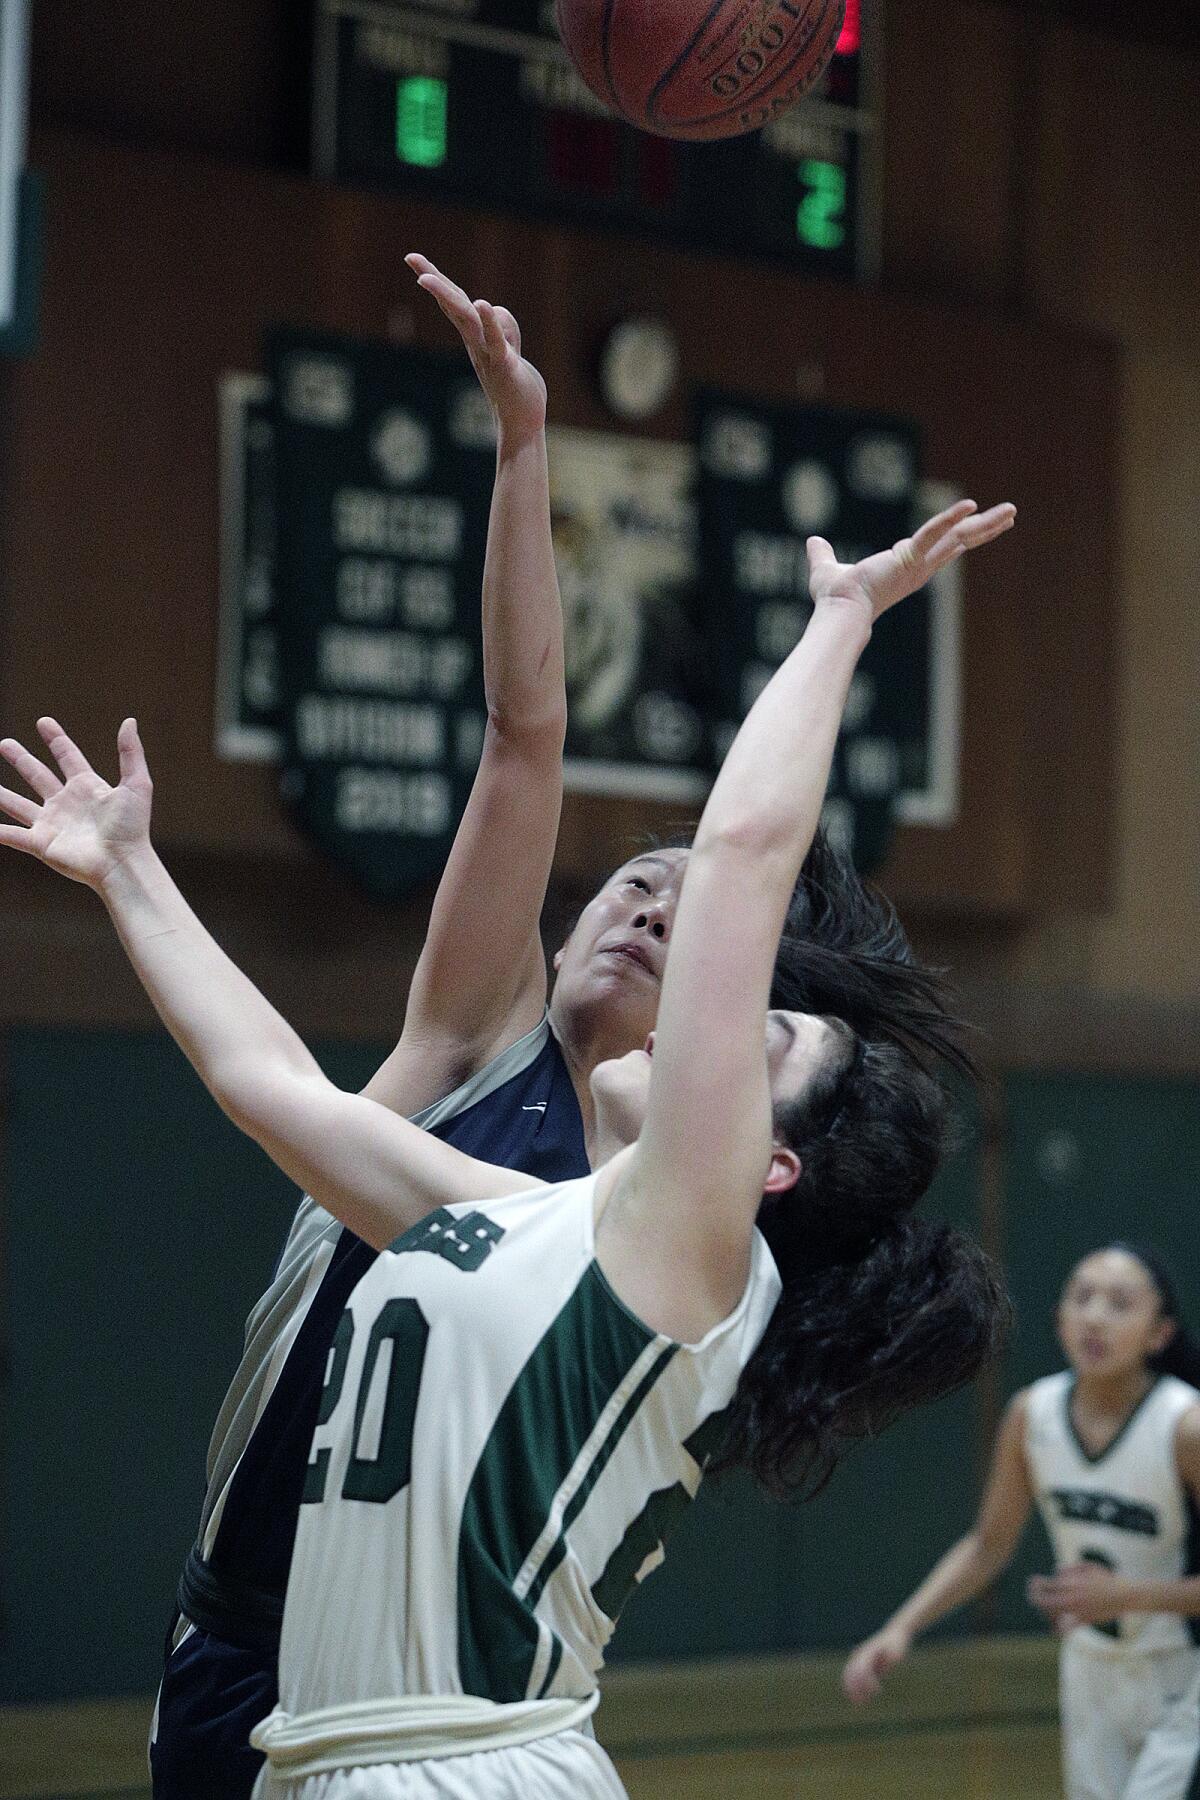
[0,491,1016,1796]
[0,260,977,1799]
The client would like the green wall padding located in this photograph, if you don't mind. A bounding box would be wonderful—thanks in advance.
[0,1028,384,1703]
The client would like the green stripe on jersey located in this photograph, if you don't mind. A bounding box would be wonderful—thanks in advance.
[456,1261,659,1701]
[523,1342,679,1614]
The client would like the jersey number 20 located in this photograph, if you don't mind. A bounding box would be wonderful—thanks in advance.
[303,1299,430,1505]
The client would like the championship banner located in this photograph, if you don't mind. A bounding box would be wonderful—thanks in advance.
[548,427,709,802]
[696,392,934,873]
[268,330,497,898]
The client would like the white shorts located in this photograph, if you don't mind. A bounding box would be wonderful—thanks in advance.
[250,1727,627,1800]
[1059,1636,1200,1800]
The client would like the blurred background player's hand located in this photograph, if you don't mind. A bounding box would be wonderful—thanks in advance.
[841,1623,913,1704]
[406,252,547,448]
[1028,1562,1129,1633]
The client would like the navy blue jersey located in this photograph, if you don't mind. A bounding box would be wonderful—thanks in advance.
[151,1020,586,1799]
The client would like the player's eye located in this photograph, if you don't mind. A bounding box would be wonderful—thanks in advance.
[625,876,652,893]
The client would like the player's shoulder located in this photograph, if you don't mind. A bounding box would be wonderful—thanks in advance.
[1172,1390,1200,1483]
[1164,1379,1200,1439]
[1019,1371,1071,1414]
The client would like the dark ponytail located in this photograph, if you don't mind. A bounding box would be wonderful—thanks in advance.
[711,1039,1012,1498]
[1103,1241,1200,1389]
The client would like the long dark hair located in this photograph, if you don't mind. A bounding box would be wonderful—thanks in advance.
[1094,1242,1200,1388]
[772,828,977,1080]
[600,824,973,1078]
[711,1039,1012,1498]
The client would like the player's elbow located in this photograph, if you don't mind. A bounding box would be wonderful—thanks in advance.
[970,1526,1016,1583]
[485,694,568,753]
[209,1054,317,1149]
[690,816,797,877]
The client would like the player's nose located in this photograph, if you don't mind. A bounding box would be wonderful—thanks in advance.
[631,900,672,941]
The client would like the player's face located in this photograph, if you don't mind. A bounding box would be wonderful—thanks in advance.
[1056,1251,1175,1381]
[590,1007,848,1160]
[550,850,688,1048]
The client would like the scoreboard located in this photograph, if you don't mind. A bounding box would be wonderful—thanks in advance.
[314,0,878,279]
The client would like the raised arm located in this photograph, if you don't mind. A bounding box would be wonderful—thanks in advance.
[842,1392,1034,1702]
[363,256,567,1116]
[0,720,537,1247]
[604,500,1016,1322]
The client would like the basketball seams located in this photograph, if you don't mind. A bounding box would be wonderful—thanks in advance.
[600,0,626,116]
[646,0,845,137]
[644,0,733,131]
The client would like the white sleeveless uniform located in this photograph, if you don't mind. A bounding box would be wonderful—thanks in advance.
[250,1172,781,1798]
[1024,1371,1200,1800]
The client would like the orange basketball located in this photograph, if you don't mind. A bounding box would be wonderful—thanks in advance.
[555,0,847,142]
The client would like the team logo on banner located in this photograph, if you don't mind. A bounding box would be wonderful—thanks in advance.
[268,331,496,899]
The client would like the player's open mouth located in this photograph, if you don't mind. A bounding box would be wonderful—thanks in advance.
[604,943,656,976]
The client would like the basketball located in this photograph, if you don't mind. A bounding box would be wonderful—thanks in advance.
[555,0,847,141]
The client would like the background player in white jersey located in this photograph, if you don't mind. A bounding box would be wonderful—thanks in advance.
[0,490,1015,1795]
[843,1243,1200,1800]
[135,253,976,1798]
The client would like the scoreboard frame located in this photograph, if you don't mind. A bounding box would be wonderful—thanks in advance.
[312,0,883,282]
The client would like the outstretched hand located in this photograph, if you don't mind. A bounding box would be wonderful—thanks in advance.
[0,716,153,890]
[406,252,547,445]
[808,498,1017,626]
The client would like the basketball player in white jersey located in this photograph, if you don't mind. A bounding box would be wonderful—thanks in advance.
[0,490,1015,1795]
[844,1244,1200,1800]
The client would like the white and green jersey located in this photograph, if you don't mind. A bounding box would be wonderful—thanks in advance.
[279,1173,781,1716]
[1025,1371,1200,1655]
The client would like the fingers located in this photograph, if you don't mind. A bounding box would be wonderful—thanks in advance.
[912,499,977,550]
[406,254,520,365]
[919,499,1016,555]
[490,303,522,354]
[0,781,39,825]
[117,716,151,789]
[406,254,487,353]
[0,734,62,799]
[37,716,96,782]
[806,535,837,571]
[0,822,36,854]
[477,299,509,360]
[963,502,1017,544]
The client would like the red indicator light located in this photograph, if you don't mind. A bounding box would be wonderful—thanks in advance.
[836,0,861,55]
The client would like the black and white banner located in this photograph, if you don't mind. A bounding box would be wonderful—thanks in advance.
[267,330,496,898]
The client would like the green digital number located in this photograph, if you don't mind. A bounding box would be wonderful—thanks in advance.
[797,159,847,251]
